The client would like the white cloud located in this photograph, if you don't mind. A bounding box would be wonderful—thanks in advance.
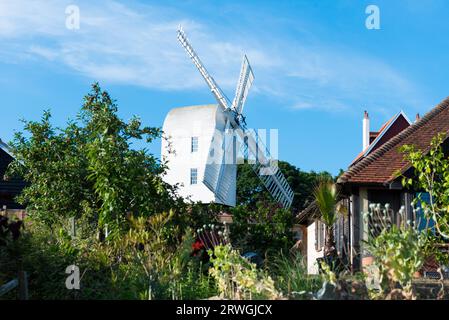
[278,47,419,112]
[28,45,58,60]
[0,0,422,113]
[0,0,65,37]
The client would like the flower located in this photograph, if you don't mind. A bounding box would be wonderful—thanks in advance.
[192,240,204,251]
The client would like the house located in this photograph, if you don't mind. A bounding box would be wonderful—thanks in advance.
[298,96,449,274]
[0,139,25,210]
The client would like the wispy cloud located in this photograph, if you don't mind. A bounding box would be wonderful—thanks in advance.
[0,0,422,113]
[273,46,418,112]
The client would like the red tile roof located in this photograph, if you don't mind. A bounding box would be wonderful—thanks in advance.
[338,97,449,185]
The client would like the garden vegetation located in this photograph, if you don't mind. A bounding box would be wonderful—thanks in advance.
[2,83,448,300]
[0,84,326,300]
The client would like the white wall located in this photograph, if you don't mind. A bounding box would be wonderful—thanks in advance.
[306,221,324,275]
[161,104,235,206]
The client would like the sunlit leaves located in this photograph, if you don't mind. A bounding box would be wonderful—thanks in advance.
[5,83,174,233]
[400,132,449,238]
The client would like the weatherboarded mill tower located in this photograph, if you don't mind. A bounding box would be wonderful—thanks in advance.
[161,104,236,206]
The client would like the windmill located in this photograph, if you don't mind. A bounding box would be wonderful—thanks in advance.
[173,27,294,208]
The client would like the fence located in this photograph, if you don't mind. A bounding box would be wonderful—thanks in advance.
[0,271,28,300]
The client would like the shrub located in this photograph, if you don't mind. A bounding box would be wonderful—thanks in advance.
[364,204,431,299]
[1,211,218,300]
[208,244,280,300]
[230,202,294,256]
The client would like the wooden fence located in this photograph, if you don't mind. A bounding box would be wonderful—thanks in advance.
[0,271,28,299]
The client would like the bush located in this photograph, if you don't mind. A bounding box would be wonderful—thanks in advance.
[230,202,294,256]
[1,211,218,300]
[208,244,280,300]
[364,204,431,299]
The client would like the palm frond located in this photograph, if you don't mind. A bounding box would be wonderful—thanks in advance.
[313,178,339,226]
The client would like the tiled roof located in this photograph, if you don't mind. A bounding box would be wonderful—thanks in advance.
[338,96,449,185]
[296,200,319,224]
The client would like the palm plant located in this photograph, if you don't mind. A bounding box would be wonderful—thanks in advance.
[313,178,340,258]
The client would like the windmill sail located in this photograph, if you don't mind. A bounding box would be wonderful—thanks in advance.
[203,119,230,200]
[203,137,223,195]
[177,26,294,208]
[238,129,294,208]
[214,126,237,204]
[177,27,230,110]
[232,55,254,115]
[203,117,237,205]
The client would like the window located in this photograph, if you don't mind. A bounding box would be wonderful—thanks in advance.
[191,137,198,153]
[415,192,436,233]
[190,168,198,185]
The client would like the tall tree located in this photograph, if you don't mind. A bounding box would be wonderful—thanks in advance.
[230,201,294,255]
[6,83,177,234]
[236,161,333,213]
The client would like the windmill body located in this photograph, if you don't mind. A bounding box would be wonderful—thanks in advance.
[161,104,236,206]
[161,27,294,208]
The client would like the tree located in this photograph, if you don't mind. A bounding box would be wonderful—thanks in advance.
[230,201,294,256]
[236,161,332,213]
[313,178,340,258]
[5,83,178,234]
[400,132,449,239]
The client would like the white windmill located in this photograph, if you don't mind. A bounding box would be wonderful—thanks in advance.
[161,27,294,208]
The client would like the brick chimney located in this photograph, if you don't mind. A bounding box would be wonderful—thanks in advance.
[363,110,370,150]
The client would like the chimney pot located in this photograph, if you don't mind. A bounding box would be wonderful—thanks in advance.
[415,113,420,122]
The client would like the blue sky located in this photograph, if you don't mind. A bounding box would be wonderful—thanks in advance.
[0,0,448,175]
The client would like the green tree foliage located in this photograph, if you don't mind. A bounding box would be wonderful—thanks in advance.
[233,159,333,256]
[1,83,341,300]
[5,83,178,233]
[1,84,221,299]
[230,202,294,255]
[236,161,332,213]
[400,132,449,239]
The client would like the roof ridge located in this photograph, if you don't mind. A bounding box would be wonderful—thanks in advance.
[338,96,449,184]
[350,110,411,166]
[0,138,14,158]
